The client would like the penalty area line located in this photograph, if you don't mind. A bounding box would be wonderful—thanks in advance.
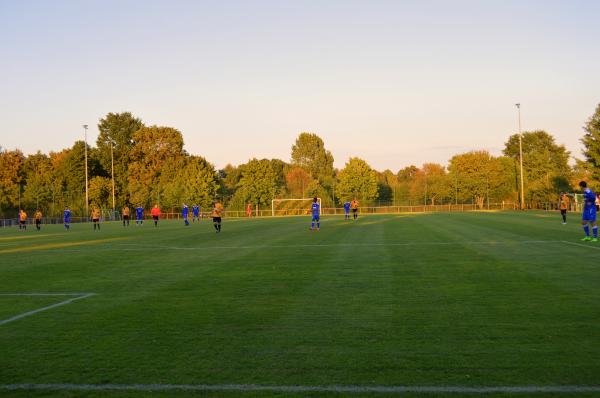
[1,383,599,394]
[0,293,96,326]
[562,240,600,250]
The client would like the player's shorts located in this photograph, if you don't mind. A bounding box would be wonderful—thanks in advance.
[152,216,159,221]
[352,208,358,213]
[35,219,41,224]
[582,207,597,222]
[312,215,320,222]
[213,217,222,223]
[19,220,26,225]
[123,215,130,220]
[92,218,99,223]
[560,209,566,215]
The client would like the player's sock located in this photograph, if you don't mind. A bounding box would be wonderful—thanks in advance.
[584,225,590,236]
[317,222,320,229]
[311,222,315,229]
[218,223,221,232]
[593,226,598,238]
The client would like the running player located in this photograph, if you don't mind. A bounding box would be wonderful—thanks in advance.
[91,206,101,231]
[135,205,144,225]
[122,205,131,227]
[351,199,359,220]
[558,193,569,225]
[18,209,27,230]
[212,199,224,233]
[151,204,161,227]
[579,181,597,242]
[34,208,42,230]
[182,203,190,226]
[310,197,320,231]
[343,201,351,220]
[64,207,71,230]
[192,204,200,223]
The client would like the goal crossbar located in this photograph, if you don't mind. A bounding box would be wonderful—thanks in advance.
[271,198,321,217]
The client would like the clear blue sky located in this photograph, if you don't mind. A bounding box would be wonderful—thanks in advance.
[1,0,598,171]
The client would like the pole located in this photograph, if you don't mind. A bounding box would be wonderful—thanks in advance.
[110,142,116,213]
[83,124,89,216]
[516,104,525,210]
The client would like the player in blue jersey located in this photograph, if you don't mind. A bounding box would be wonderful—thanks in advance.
[182,203,190,226]
[192,204,200,223]
[310,197,320,231]
[343,201,351,220]
[135,205,144,225]
[63,207,71,230]
[579,181,598,242]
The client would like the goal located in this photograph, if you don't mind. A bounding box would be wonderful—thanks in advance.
[271,198,321,217]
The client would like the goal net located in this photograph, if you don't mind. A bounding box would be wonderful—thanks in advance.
[271,198,321,217]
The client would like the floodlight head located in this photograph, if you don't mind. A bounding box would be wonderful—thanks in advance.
[83,124,88,129]
[515,103,520,108]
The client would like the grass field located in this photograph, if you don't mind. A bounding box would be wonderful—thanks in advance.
[0,212,599,398]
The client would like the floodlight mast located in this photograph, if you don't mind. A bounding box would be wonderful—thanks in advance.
[83,124,89,216]
[515,104,525,210]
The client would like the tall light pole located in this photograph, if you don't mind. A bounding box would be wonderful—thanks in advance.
[110,141,116,214]
[83,124,89,216]
[515,104,525,210]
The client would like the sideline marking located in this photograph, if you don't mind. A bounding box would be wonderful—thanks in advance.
[0,237,127,254]
[562,240,600,250]
[0,383,599,394]
[114,240,561,251]
[0,293,96,326]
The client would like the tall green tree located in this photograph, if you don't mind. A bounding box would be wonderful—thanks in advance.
[504,131,570,205]
[448,151,515,208]
[231,158,279,207]
[291,132,334,187]
[286,167,313,197]
[128,126,186,207]
[336,157,379,202]
[96,112,144,204]
[21,152,53,210]
[581,103,600,182]
[0,148,25,216]
[161,156,220,209]
[409,163,450,205]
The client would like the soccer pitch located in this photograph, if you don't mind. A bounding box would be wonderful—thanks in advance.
[0,212,599,398]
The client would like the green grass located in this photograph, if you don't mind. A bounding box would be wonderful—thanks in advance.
[0,212,599,397]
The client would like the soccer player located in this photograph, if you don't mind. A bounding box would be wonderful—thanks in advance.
[351,199,359,220]
[182,203,190,226]
[34,208,42,230]
[310,197,320,231]
[192,204,200,223]
[558,193,569,225]
[122,205,131,227]
[151,204,161,227]
[18,209,27,230]
[135,205,144,225]
[343,201,351,220]
[64,206,71,230]
[211,199,224,233]
[246,203,253,217]
[579,181,597,242]
[91,206,101,231]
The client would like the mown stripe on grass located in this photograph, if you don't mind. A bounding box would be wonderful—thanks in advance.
[1,383,599,393]
[0,234,63,241]
[0,237,127,254]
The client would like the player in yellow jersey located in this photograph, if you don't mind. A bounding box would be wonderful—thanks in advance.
[18,209,27,230]
[122,205,131,227]
[351,199,359,220]
[211,199,224,233]
[34,209,42,230]
[91,206,101,231]
[558,192,570,225]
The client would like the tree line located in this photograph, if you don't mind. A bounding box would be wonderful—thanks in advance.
[1,104,599,217]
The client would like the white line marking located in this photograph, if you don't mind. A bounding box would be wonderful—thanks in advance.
[0,383,599,393]
[562,240,600,250]
[0,293,96,326]
[113,240,561,251]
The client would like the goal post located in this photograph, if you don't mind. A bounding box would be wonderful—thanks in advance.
[271,198,322,217]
